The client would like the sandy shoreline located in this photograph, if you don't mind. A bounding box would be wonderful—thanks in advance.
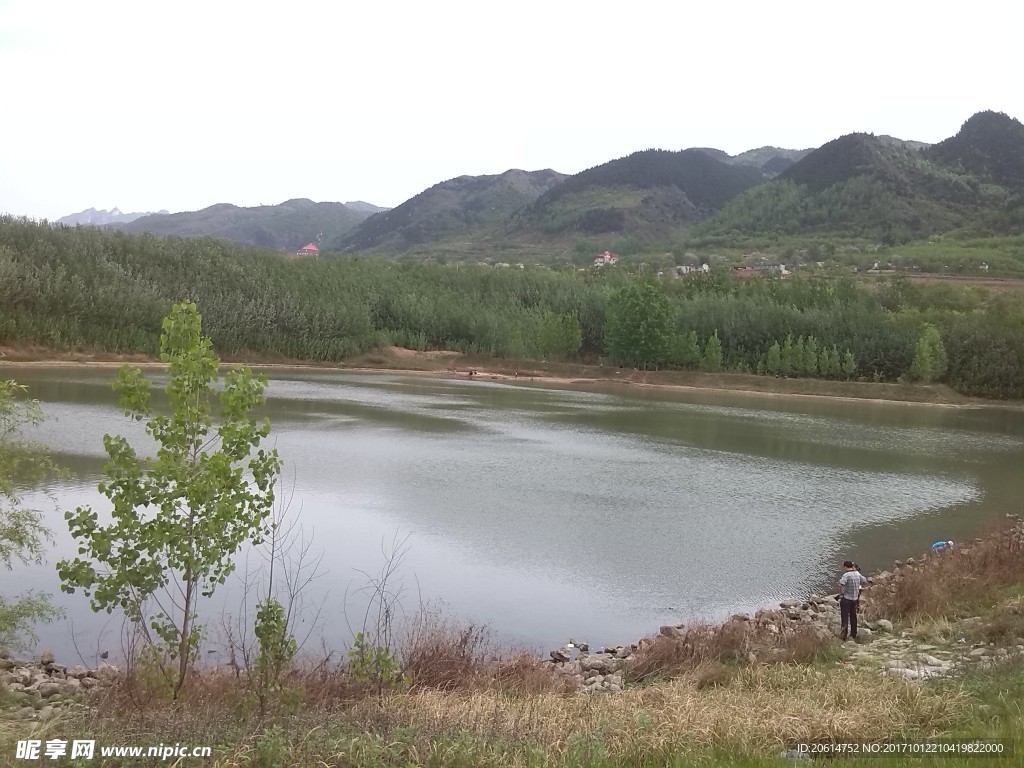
[2,348,1021,410]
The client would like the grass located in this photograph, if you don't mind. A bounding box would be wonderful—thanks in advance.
[5,527,1024,766]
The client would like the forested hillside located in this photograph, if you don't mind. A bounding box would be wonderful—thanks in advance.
[3,217,1024,397]
[512,149,765,241]
[336,169,567,253]
[692,112,1024,245]
[114,199,374,250]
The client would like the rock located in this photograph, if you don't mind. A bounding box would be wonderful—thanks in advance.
[969,647,991,658]
[730,613,750,622]
[875,619,893,633]
[37,706,56,722]
[920,655,944,667]
[80,676,100,690]
[550,649,569,663]
[39,650,55,666]
[884,660,908,669]
[615,646,632,659]
[780,599,802,609]
[95,663,119,681]
[578,643,589,652]
[66,665,90,680]
[658,625,682,638]
[996,648,1009,658]
[36,682,63,699]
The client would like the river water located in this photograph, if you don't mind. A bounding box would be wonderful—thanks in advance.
[6,366,1023,661]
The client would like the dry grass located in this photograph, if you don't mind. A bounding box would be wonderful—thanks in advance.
[346,664,967,760]
[625,621,831,683]
[865,523,1024,621]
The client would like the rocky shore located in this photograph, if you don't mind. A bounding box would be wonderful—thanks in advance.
[544,518,1024,693]
[0,650,117,722]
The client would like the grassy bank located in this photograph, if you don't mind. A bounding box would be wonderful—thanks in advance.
[3,523,1023,766]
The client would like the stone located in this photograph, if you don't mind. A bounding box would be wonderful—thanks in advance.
[920,655,944,667]
[37,682,63,699]
[884,660,908,669]
[969,647,991,658]
[66,665,90,679]
[550,649,569,663]
[887,667,921,680]
[94,663,119,681]
[780,599,801,609]
[730,612,750,622]
[658,625,682,638]
[37,706,56,722]
[875,619,894,632]
[39,650,55,666]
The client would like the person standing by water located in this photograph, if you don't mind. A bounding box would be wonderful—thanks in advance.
[837,560,868,641]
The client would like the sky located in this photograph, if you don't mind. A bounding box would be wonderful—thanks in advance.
[2,0,1022,220]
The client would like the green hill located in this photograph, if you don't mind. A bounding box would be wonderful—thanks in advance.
[511,149,764,242]
[924,110,1024,192]
[335,169,568,253]
[114,199,375,250]
[691,119,1024,244]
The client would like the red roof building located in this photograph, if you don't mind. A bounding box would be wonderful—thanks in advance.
[297,242,319,257]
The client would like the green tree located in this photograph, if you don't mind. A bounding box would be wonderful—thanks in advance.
[765,341,782,375]
[701,330,723,372]
[537,311,582,361]
[604,282,675,369]
[671,330,701,368]
[59,301,282,698]
[908,324,948,382]
[818,345,839,378]
[0,380,62,650]
[779,335,795,377]
[803,336,819,377]
[841,349,857,379]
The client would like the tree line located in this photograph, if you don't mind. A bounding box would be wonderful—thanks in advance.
[3,216,1024,398]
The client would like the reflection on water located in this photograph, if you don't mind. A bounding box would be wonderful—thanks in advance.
[6,366,1024,661]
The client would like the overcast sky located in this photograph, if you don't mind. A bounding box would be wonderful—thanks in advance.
[2,0,1022,220]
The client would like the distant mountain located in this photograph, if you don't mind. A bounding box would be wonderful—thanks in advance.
[58,207,164,226]
[695,146,812,176]
[115,199,377,250]
[924,110,1024,191]
[335,169,567,253]
[344,200,390,215]
[692,118,1023,243]
[510,149,764,241]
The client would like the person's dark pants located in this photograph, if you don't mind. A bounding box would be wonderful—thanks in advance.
[840,597,859,640]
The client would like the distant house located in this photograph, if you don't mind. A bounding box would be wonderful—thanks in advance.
[593,250,619,267]
[297,242,319,257]
[674,264,710,276]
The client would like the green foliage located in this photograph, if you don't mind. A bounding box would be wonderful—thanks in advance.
[700,330,723,372]
[0,379,61,650]
[6,217,1024,397]
[764,341,781,375]
[671,330,701,368]
[604,282,675,369]
[908,323,948,382]
[841,350,857,379]
[58,301,281,698]
[254,597,297,697]
[347,631,410,692]
[537,311,582,360]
